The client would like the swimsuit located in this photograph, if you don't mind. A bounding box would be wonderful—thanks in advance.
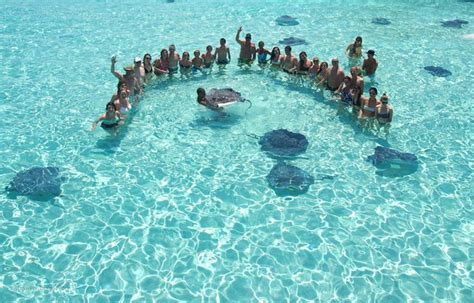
[257,52,268,64]
[120,104,131,113]
[144,65,153,74]
[100,117,120,129]
[377,111,390,122]
[270,56,280,66]
[217,59,229,64]
[363,104,376,115]
[341,90,353,104]
[169,66,179,74]
[180,63,192,72]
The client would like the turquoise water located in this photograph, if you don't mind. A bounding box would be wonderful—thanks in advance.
[1,0,473,301]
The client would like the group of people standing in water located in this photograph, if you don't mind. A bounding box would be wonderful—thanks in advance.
[91,27,393,133]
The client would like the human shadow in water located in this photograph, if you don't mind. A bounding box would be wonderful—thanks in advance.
[190,109,243,130]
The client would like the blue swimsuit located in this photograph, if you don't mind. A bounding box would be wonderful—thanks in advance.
[257,52,268,64]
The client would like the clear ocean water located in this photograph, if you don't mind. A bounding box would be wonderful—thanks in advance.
[0,0,473,302]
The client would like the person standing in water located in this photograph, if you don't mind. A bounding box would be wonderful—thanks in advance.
[362,50,378,76]
[375,93,393,124]
[235,26,256,64]
[111,56,140,96]
[327,58,345,91]
[215,38,231,65]
[346,36,363,58]
[256,41,271,64]
[281,45,298,73]
[202,45,215,68]
[168,44,180,74]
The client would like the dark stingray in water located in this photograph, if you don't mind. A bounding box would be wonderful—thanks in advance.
[372,18,391,25]
[259,129,309,157]
[5,167,63,200]
[278,37,307,46]
[367,146,419,177]
[424,66,452,77]
[276,15,299,26]
[267,163,314,196]
[207,88,245,106]
[441,19,469,28]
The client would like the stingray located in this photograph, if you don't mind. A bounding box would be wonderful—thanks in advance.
[372,18,391,25]
[367,146,419,177]
[278,37,308,46]
[276,15,299,26]
[463,33,474,39]
[259,129,309,157]
[441,19,469,28]
[267,163,314,196]
[5,167,63,200]
[207,88,245,107]
[424,66,452,77]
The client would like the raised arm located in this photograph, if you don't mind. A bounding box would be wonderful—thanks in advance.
[235,27,243,45]
[110,56,124,80]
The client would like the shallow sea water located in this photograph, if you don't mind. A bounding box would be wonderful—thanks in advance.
[0,0,473,302]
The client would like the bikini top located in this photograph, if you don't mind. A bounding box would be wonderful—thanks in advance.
[144,64,153,74]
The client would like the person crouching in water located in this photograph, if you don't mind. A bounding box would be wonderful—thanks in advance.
[196,87,221,111]
[90,102,122,134]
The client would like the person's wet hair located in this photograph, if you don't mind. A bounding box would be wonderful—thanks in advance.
[117,81,126,90]
[197,87,205,95]
[319,62,328,69]
[220,38,226,44]
[369,87,378,95]
[356,36,362,43]
[299,51,307,69]
[285,45,292,52]
[143,53,152,63]
[353,86,363,100]
[160,48,168,58]
[270,47,280,61]
[106,102,115,110]
[344,76,352,81]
